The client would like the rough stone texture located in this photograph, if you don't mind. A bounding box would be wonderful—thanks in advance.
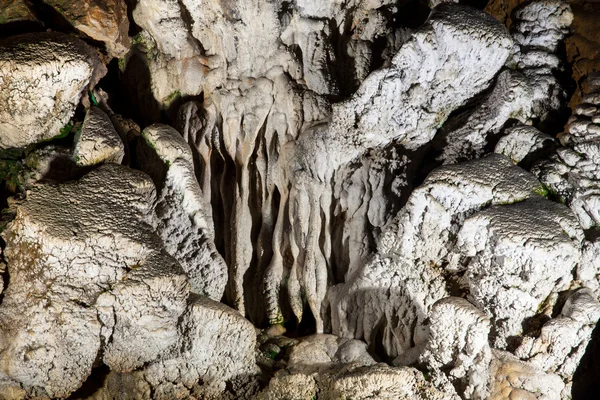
[515,288,600,380]
[44,0,129,58]
[276,4,513,333]
[0,0,599,398]
[0,32,103,149]
[139,124,228,300]
[420,297,492,399]
[132,0,400,103]
[495,124,557,166]
[286,334,377,373]
[73,106,125,166]
[322,4,513,167]
[0,164,189,396]
[534,74,600,229]
[133,3,513,333]
[257,335,457,400]
[330,154,542,362]
[488,350,565,400]
[89,295,257,399]
[564,0,600,107]
[0,0,37,25]
[437,70,533,164]
[431,0,572,167]
[510,0,573,124]
[455,196,583,348]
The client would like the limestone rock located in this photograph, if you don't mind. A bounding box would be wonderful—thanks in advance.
[286,334,377,374]
[420,297,492,399]
[0,164,189,396]
[438,70,533,164]
[489,350,565,400]
[258,334,456,400]
[495,124,557,167]
[73,106,125,166]
[0,32,103,149]
[139,124,228,300]
[44,0,129,58]
[510,0,573,123]
[258,364,458,400]
[455,196,583,349]
[433,0,571,166]
[278,4,513,333]
[534,74,600,229]
[330,154,542,361]
[515,288,600,380]
[90,295,258,399]
[322,4,513,170]
[96,254,189,372]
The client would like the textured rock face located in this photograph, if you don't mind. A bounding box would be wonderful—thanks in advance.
[495,124,557,166]
[44,0,129,58]
[73,106,125,166]
[0,164,188,396]
[257,334,456,400]
[534,74,600,229]
[0,33,103,149]
[0,0,37,25]
[2,0,600,398]
[420,297,492,399]
[330,154,544,361]
[516,288,600,381]
[456,197,583,348]
[91,295,257,399]
[138,124,228,300]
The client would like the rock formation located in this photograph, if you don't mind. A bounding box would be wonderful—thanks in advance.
[0,0,599,398]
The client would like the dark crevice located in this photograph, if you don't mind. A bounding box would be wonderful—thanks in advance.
[572,318,600,399]
[66,365,110,400]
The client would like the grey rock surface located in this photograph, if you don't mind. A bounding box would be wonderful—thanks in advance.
[73,106,125,166]
[0,32,103,149]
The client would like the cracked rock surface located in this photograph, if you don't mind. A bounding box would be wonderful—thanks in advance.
[0,32,104,149]
[1,0,600,398]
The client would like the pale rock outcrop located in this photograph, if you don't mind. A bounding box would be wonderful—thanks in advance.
[258,334,456,400]
[258,365,458,400]
[436,0,571,166]
[278,4,513,333]
[132,0,400,103]
[330,154,542,361]
[0,32,103,149]
[455,196,583,348]
[438,70,533,164]
[534,74,600,229]
[515,288,600,382]
[510,0,573,123]
[324,4,513,168]
[0,164,188,397]
[73,106,125,166]
[331,145,409,281]
[286,334,377,373]
[44,0,130,58]
[495,124,557,166]
[488,350,565,400]
[419,297,569,400]
[96,253,189,372]
[91,295,257,399]
[579,238,600,295]
[138,124,227,300]
[420,297,492,399]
